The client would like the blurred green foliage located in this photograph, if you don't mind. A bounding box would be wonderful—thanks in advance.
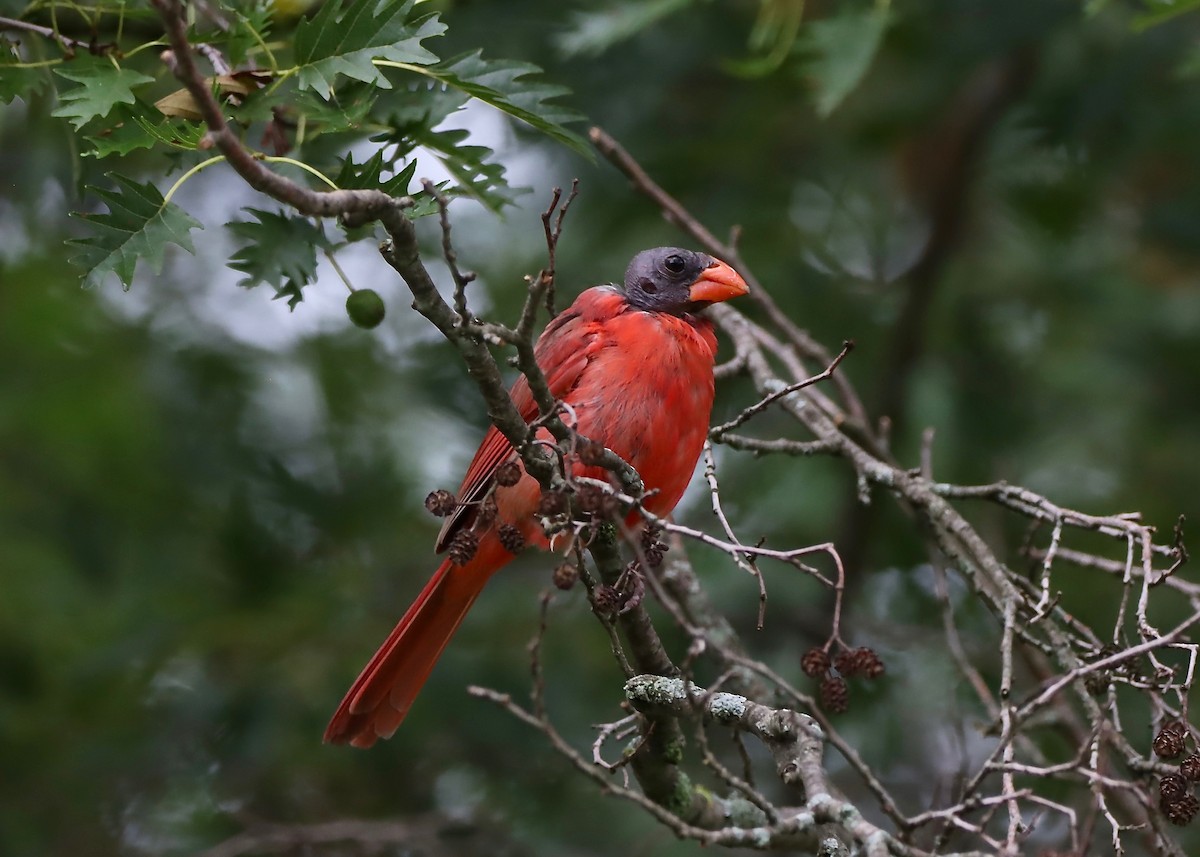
[3,0,1200,855]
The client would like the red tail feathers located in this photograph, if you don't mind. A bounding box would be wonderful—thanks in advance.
[324,558,489,748]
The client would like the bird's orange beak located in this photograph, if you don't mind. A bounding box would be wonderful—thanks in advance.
[688,259,750,304]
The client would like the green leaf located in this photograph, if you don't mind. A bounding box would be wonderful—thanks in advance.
[1177,42,1200,78]
[83,104,206,157]
[292,0,444,97]
[723,0,805,78]
[381,76,468,129]
[227,210,332,309]
[271,83,379,133]
[369,100,523,211]
[0,63,49,104]
[226,1,275,68]
[406,51,589,157]
[0,39,50,105]
[402,192,441,219]
[800,1,889,118]
[1133,0,1200,30]
[51,57,154,129]
[334,151,416,195]
[68,174,202,290]
[555,0,696,58]
[416,127,524,212]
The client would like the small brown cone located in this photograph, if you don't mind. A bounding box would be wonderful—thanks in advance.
[801,647,831,678]
[424,489,457,517]
[1161,772,1190,803]
[1164,793,1200,826]
[538,490,569,516]
[552,563,578,590]
[834,648,862,678]
[576,483,619,517]
[854,647,885,679]
[1155,723,1188,759]
[1181,754,1200,782]
[592,584,620,614]
[819,676,849,714]
[498,524,525,553]
[448,531,479,566]
[494,460,522,487]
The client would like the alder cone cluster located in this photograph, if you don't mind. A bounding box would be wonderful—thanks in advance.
[575,483,620,517]
[1162,790,1199,826]
[834,647,884,679]
[640,524,667,568]
[802,644,885,713]
[1154,722,1200,825]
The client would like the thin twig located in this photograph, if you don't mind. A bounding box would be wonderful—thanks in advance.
[0,14,114,53]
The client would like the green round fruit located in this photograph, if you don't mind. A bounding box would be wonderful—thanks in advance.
[346,289,386,329]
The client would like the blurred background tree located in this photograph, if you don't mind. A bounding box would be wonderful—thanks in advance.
[2,0,1200,855]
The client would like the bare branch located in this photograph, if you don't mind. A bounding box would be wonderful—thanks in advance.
[0,14,114,53]
[537,179,579,318]
[625,676,990,857]
[588,126,1196,855]
[199,817,483,857]
[710,340,855,440]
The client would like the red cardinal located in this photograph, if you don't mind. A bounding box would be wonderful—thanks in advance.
[325,247,748,747]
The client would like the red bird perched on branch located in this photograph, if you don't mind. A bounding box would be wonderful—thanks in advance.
[325,247,749,747]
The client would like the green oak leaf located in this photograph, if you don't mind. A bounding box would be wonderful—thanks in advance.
[406,51,589,157]
[555,0,695,59]
[369,106,522,211]
[69,174,201,290]
[83,104,206,157]
[800,1,890,118]
[0,39,51,105]
[1133,0,1200,30]
[227,210,333,309]
[382,76,467,129]
[51,57,154,129]
[274,83,379,132]
[0,64,49,104]
[292,0,444,97]
[226,1,274,68]
[415,127,524,212]
[334,151,417,195]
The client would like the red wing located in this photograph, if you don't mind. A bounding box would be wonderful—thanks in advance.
[434,288,625,551]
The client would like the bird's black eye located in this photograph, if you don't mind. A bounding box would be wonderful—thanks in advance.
[663,254,686,274]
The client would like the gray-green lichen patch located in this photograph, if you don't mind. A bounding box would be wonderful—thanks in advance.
[625,675,687,705]
[706,691,747,720]
[624,675,749,722]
